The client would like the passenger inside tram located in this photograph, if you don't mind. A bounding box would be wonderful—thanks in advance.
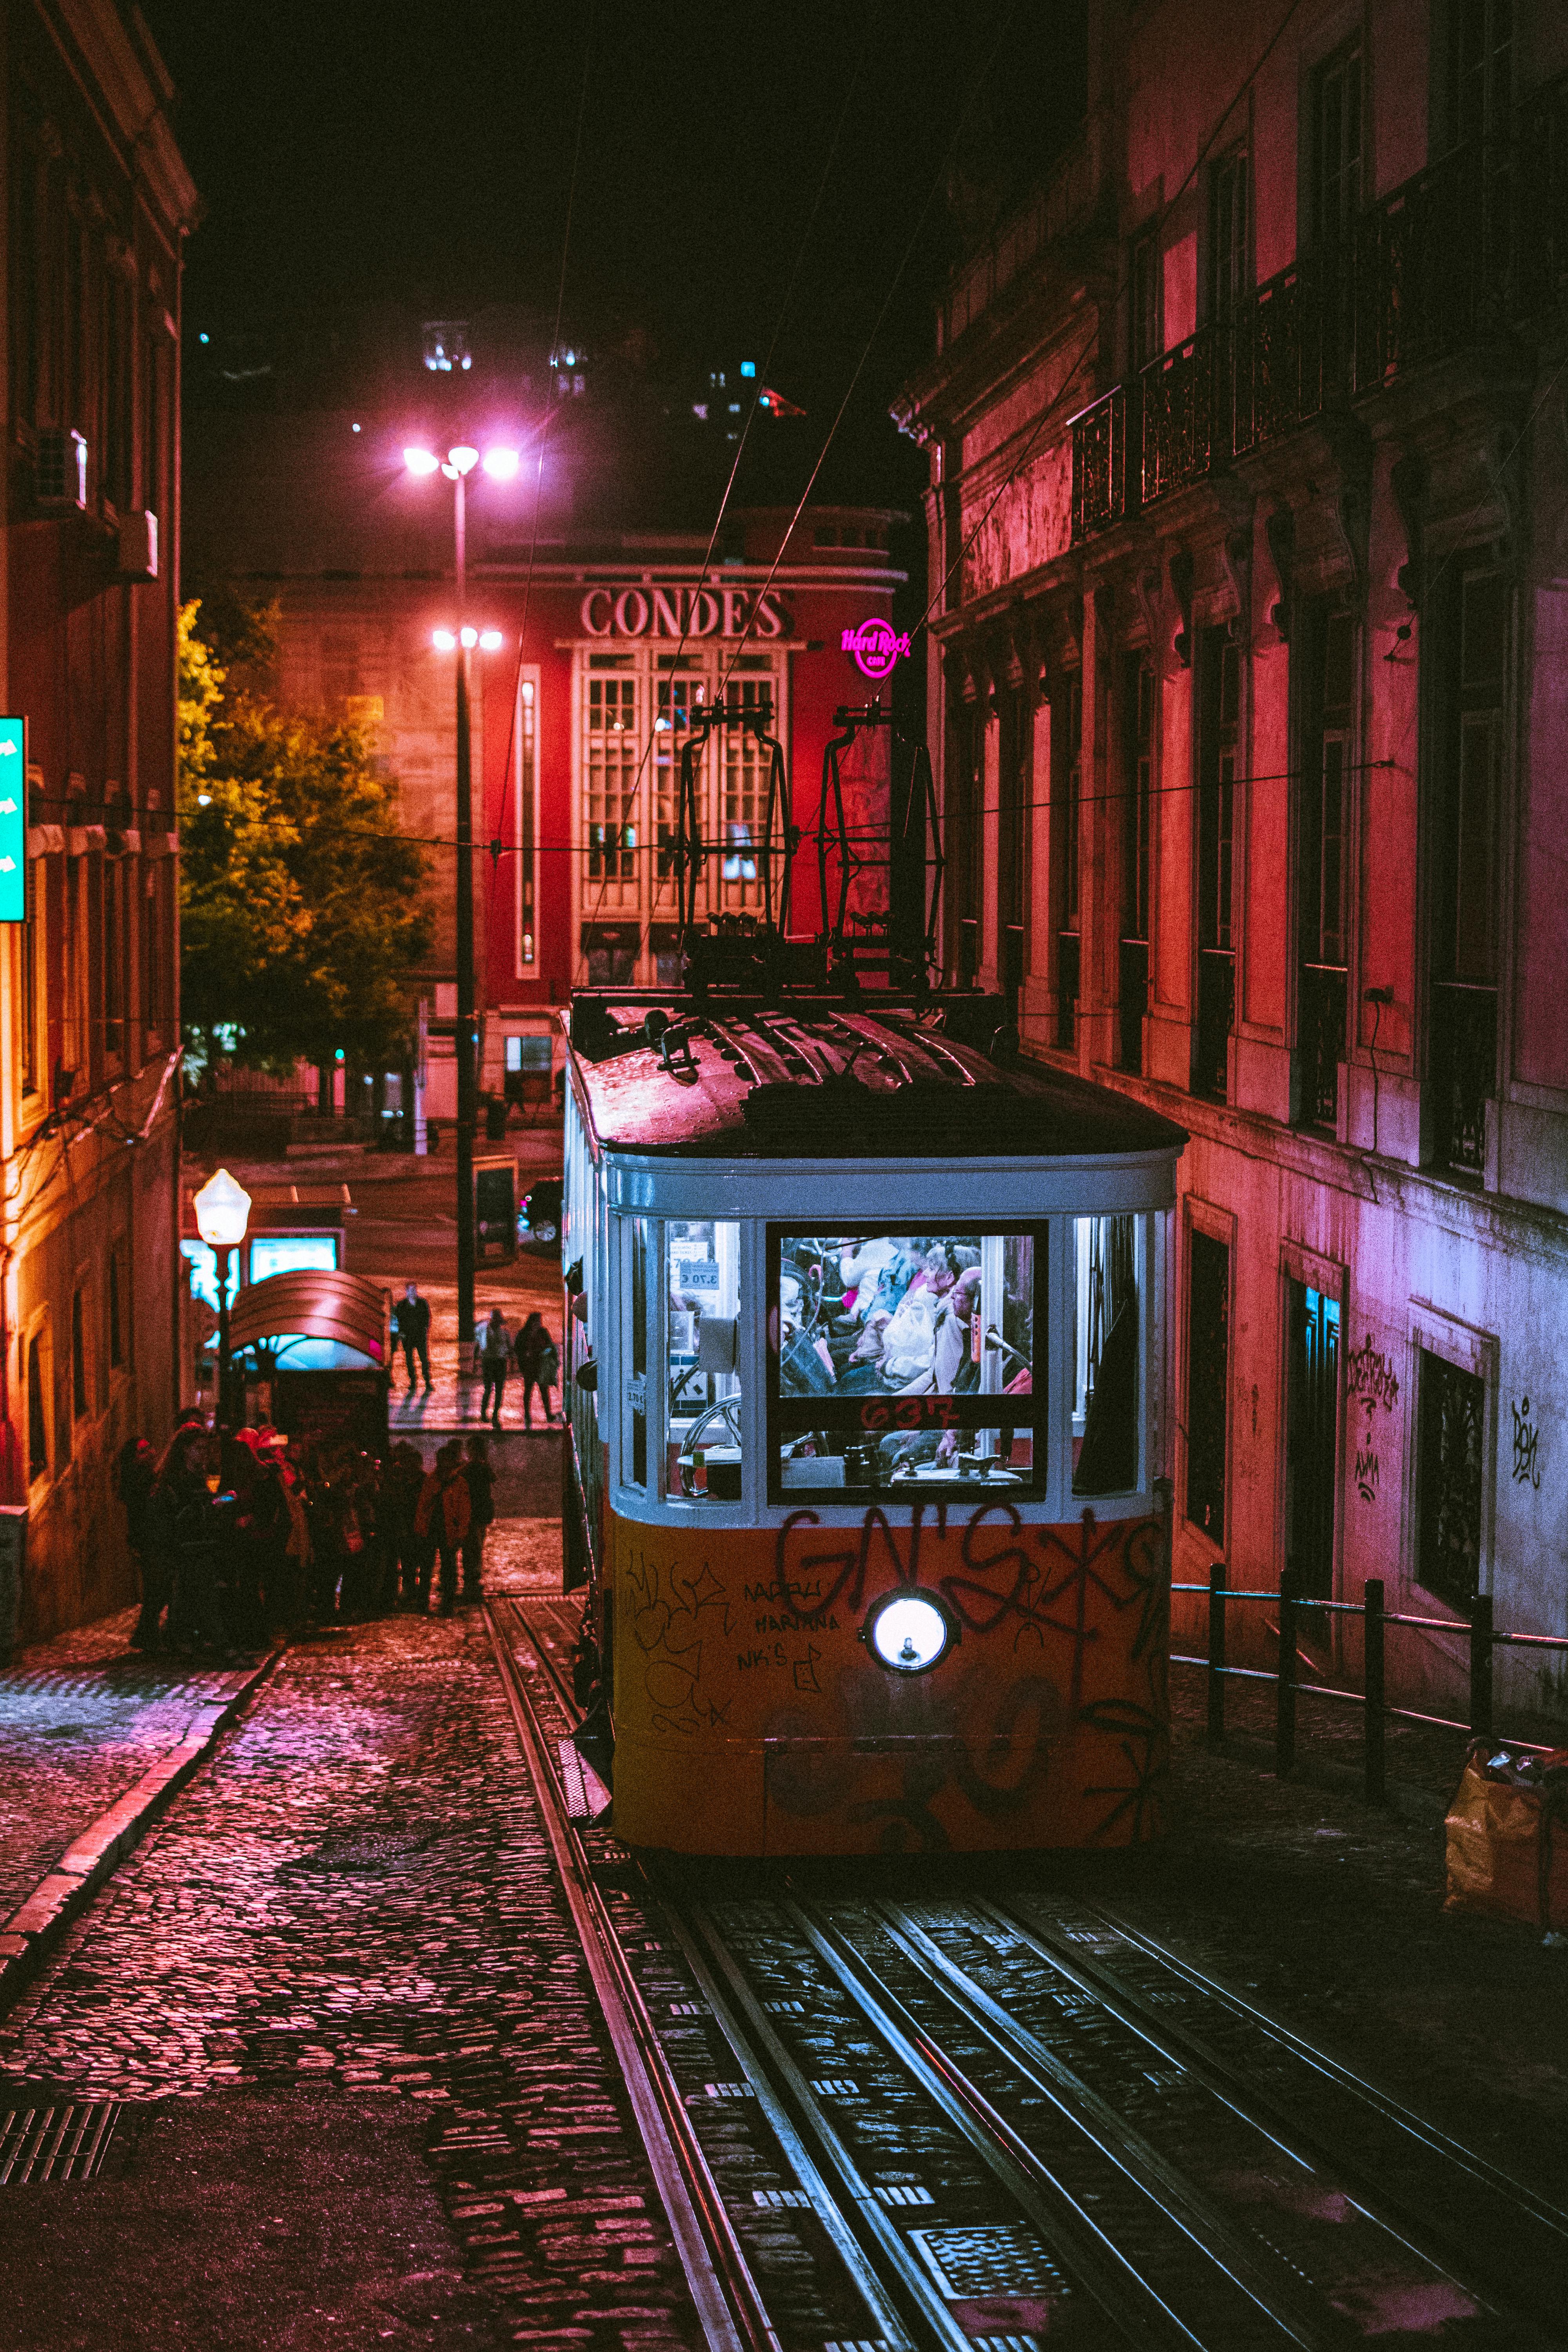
[775,1231,1035,1491]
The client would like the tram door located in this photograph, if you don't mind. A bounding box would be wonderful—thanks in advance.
[1285,1280,1340,1638]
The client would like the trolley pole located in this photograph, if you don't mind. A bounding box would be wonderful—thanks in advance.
[454,468,477,1346]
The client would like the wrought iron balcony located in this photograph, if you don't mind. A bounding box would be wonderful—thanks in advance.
[1070,382,1134,540]
[1118,937,1148,1074]
[1430,980,1496,1176]
[1139,328,1218,510]
[1069,71,1568,546]
[1297,961,1346,1130]
[1193,948,1234,1102]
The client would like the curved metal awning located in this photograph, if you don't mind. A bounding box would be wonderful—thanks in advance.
[228,1269,388,1365]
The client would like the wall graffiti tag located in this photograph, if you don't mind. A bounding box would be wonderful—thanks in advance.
[1346,1334,1399,1504]
[1512,1396,1542,1491]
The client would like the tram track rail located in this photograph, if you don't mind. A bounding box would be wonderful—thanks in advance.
[487,1594,1567,2352]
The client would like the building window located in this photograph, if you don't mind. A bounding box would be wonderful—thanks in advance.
[581,923,639,986]
[1450,0,1513,148]
[26,1330,48,1483]
[1416,1348,1485,1614]
[654,662,703,895]
[719,679,771,911]
[1297,606,1354,1129]
[63,855,85,1089]
[1310,39,1363,247]
[514,672,538,972]
[71,1287,88,1420]
[1429,563,1506,1172]
[584,673,639,898]
[20,856,42,1100]
[1208,148,1251,321]
[143,862,165,1046]
[1119,654,1154,1074]
[108,1248,125,1371]
[1129,227,1163,372]
[1194,628,1239,1100]
[1054,671,1082,1047]
[104,857,125,1060]
[1185,1227,1230,1539]
[947,693,982,986]
[997,682,1029,1006]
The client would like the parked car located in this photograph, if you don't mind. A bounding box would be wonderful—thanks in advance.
[519,1177,563,1247]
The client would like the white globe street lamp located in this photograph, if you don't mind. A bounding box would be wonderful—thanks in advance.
[192,1167,251,1426]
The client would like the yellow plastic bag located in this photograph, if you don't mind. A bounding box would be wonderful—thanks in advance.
[1444,1741,1568,1930]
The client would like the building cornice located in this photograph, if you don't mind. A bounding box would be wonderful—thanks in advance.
[45,0,200,234]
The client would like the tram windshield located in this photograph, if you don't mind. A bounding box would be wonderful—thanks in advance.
[770,1230,1041,1497]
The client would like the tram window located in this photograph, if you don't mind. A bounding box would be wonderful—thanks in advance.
[1072,1214,1143,1495]
[628,1216,650,1488]
[667,1220,742,1501]
[769,1230,1042,1497]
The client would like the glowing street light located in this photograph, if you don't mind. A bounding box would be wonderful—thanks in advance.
[404,428,522,1342]
[192,1167,251,1427]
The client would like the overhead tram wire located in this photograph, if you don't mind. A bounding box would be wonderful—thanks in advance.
[485,0,596,977]
[710,0,1024,720]
[573,24,876,956]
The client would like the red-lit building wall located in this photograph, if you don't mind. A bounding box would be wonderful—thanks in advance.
[897,0,1568,1723]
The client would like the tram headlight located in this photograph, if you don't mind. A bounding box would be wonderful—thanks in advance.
[861,1589,957,1676]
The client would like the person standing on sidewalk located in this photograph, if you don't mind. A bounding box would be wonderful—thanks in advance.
[477,1305,512,1429]
[513,1312,560,1428]
[118,1437,161,1650]
[461,1432,494,1602]
[414,1440,470,1615]
[394,1281,433,1392]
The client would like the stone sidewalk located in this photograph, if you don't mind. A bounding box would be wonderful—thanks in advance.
[0,1608,273,1932]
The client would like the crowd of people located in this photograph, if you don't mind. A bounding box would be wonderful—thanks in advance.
[114,1421,500,1659]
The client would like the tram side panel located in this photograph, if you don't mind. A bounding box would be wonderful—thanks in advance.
[608,1503,1170,1857]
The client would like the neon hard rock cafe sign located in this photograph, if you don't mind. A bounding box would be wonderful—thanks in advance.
[841,617,912,679]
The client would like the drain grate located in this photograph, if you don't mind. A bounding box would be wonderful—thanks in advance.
[909,2223,1066,2299]
[0,2100,121,2183]
[753,2187,813,2209]
[873,2182,933,2206]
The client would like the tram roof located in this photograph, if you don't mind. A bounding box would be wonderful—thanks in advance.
[566,995,1189,1162]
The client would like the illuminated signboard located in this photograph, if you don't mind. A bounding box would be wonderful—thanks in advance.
[841,619,911,681]
[0,719,24,923]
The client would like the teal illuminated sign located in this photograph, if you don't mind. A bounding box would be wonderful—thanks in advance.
[0,719,23,923]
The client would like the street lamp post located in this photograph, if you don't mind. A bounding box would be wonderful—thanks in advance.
[405,441,518,1347]
[192,1167,252,1428]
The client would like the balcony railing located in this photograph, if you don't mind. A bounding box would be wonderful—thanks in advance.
[1193,948,1234,1101]
[1118,937,1149,1074]
[1430,980,1496,1176]
[1139,329,1217,508]
[1070,382,1132,539]
[1070,75,1568,546]
[1298,962,1347,1130]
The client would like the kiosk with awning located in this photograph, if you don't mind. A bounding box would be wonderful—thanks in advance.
[230,1268,391,1455]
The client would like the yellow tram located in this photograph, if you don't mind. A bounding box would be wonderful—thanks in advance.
[561,991,1187,1856]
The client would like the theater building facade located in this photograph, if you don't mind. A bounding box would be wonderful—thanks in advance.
[242,501,907,1119]
[894,0,1568,1718]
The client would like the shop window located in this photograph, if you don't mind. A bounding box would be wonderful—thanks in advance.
[1416,1348,1485,1615]
[1185,1228,1229,1539]
[769,1229,1040,1499]
[668,1220,741,1501]
[1073,1216,1142,1496]
[1053,672,1082,1047]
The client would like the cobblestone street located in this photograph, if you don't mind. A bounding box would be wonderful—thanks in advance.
[0,1527,696,2352]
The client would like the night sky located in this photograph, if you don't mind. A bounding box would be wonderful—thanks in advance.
[140,0,1086,512]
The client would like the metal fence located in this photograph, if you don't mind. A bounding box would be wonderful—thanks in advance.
[1173,1564,1568,1804]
